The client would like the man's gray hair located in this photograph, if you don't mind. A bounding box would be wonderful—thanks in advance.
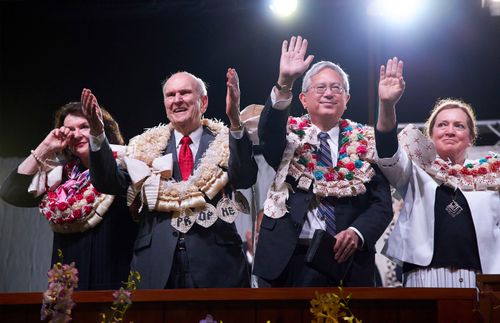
[162,71,208,96]
[302,61,350,94]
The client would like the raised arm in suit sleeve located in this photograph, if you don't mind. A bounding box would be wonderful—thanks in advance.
[258,97,290,170]
[228,130,258,189]
[375,125,399,158]
[89,137,130,196]
[259,35,314,170]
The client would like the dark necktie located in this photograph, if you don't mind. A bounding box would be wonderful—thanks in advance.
[179,136,194,181]
[317,132,336,235]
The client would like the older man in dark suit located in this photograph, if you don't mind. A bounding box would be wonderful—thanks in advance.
[253,36,393,287]
[82,68,256,289]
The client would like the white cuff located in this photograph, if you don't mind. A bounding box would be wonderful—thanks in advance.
[376,146,401,168]
[90,132,106,152]
[348,226,365,248]
[270,88,292,111]
[230,129,244,139]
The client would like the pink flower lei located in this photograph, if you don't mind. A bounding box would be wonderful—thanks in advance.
[288,116,371,182]
[39,160,102,225]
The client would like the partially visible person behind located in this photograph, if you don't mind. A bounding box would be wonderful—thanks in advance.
[83,68,256,289]
[376,57,500,287]
[252,36,393,287]
[244,209,264,266]
[0,97,138,290]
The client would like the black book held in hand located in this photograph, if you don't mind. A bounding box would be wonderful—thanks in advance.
[305,229,351,282]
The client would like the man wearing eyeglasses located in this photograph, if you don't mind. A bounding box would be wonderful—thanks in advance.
[252,36,393,287]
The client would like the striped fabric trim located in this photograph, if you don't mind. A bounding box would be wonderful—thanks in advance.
[404,267,479,288]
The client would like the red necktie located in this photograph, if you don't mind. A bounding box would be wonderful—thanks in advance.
[179,136,194,181]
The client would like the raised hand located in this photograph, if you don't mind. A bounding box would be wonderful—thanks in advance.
[18,125,75,175]
[377,57,405,132]
[225,68,241,129]
[38,126,75,157]
[378,57,405,108]
[81,88,104,136]
[277,35,315,88]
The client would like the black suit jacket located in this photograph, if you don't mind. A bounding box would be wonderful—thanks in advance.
[253,98,393,286]
[90,126,256,289]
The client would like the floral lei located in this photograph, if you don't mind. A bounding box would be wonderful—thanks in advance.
[126,118,229,213]
[289,116,373,183]
[428,152,500,191]
[398,124,500,191]
[264,116,376,219]
[39,160,114,233]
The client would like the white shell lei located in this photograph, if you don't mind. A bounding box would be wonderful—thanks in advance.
[399,124,500,191]
[264,118,377,219]
[125,119,231,219]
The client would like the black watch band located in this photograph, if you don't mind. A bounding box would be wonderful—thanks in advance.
[275,83,292,94]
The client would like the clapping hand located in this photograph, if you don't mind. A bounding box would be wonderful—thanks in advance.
[379,57,405,108]
[81,88,104,136]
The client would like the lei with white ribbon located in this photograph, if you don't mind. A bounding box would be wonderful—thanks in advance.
[125,119,229,214]
[264,116,377,219]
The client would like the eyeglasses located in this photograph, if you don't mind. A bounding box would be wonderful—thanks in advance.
[309,84,345,94]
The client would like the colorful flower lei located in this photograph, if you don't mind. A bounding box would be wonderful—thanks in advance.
[442,153,500,176]
[289,116,372,183]
[263,115,376,219]
[397,124,500,191]
[39,160,114,233]
[429,152,500,190]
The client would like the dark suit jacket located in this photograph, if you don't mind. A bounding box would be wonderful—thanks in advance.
[90,125,256,289]
[253,98,393,286]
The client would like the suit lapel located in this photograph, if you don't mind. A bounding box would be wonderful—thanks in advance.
[165,133,182,182]
[195,127,215,168]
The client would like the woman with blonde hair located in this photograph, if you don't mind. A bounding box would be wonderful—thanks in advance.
[375,57,499,287]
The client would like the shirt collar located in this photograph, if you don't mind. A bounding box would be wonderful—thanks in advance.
[174,126,203,147]
[311,123,339,143]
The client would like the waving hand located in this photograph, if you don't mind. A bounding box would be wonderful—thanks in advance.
[377,57,405,132]
[277,35,315,89]
[81,88,105,137]
[379,57,405,107]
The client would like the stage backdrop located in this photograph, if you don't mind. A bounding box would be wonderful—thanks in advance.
[0,157,52,292]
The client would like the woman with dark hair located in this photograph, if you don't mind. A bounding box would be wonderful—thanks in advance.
[0,93,137,290]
